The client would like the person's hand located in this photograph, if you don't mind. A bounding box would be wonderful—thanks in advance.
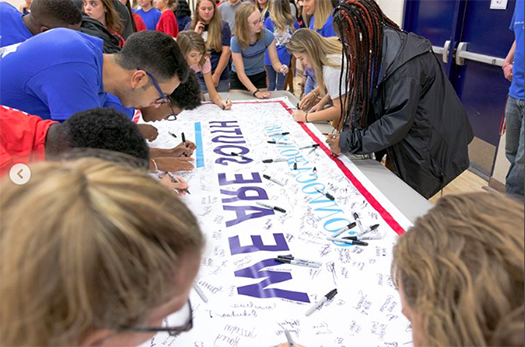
[150,140,197,158]
[212,73,220,87]
[159,174,189,196]
[309,101,323,113]
[299,92,317,110]
[195,21,205,34]
[156,157,195,172]
[254,90,271,99]
[326,133,341,155]
[503,63,513,81]
[278,64,289,75]
[221,99,232,110]
[138,124,159,142]
[292,109,307,123]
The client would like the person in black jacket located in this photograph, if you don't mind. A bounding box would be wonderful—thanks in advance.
[327,0,473,199]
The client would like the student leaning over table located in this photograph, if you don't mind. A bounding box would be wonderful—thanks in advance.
[230,2,289,99]
[277,192,524,347]
[326,0,473,199]
[0,29,189,122]
[0,106,189,194]
[288,29,346,124]
[0,158,204,346]
[83,0,126,47]
[0,0,82,48]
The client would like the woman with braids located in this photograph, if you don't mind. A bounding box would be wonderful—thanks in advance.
[327,0,473,199]
[277,192,525,347]
[287,29,346,123]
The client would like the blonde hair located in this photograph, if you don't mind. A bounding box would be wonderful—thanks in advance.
[0,158,204,346]
[269,0,295,33]
[190,0,224,52]
[234,3,263,50]
[392,192,524,347]
[312,0,332,31]
[178,30,208,66]
[287,28,342,94]
[255,0,268,21]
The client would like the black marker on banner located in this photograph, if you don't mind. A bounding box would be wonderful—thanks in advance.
[256,201,286,213]
[230,152,252,161]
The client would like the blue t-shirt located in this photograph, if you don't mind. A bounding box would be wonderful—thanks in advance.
[510,0,524,100]
[264,17,299,66]
[0,28,107,121]
[136,8,162,31]
[0,2,33,47]
[309,13,336,38]
[104,94,135,120]
[231,28,275,76]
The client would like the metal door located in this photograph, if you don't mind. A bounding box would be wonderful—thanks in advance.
[403,0,515,176]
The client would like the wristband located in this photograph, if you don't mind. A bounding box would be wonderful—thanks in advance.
[312,91,322,100]
[252,89,260,97]
[151,158,159,171]
[305,112,309,123]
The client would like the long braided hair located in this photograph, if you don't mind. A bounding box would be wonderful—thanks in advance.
[333,0,399,130]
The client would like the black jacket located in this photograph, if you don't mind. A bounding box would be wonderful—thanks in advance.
[79,15,121,53]
[340,27,473,198]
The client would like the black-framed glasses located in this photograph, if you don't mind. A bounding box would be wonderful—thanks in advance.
[166,100,178,121]
[137,67,169,105]
[130,300,193,337]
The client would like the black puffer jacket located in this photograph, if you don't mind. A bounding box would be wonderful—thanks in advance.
[340,27,473,198]
[79,15,121,53]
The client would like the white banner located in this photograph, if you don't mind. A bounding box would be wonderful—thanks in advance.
[140,99,414,347]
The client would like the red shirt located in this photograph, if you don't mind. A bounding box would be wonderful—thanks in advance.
[133,12,147,32]
[156,10,179,38]
[0,106,57,177]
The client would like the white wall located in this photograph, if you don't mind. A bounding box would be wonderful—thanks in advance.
[376,0,405,28]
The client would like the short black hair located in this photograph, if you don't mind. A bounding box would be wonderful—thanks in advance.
[176,0,191,18]
[62,107,149,163]
[115,31,189,83]
[31,0,82,27]
[169,70,201,110]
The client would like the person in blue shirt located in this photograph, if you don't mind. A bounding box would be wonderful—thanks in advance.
[0,29,189,121]
[264,0,299,91]
[136,0,162,30]
[300,0,336,105]
[0,0,82,48]
[230,2,288,99]
[502,0,524,201]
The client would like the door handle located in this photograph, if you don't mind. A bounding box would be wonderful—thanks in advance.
[455,42,505,67]
[432,40,451,64]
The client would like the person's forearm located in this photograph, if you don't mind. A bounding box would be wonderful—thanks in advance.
[308,106,340,122]
[505,41,516,64]
[238,71,257,92]
[214,47,231,78]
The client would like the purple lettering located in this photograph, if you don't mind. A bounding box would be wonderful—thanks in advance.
[229,233,289,255]
[218,172,262,186]
[224,205,275,227]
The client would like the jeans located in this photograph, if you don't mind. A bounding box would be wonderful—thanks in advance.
[266,65,286,91]
[197,73,230,93]
[505,96,524,200]
[304,75,317,94]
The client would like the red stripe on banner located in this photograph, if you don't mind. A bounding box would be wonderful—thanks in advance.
[229,99,407,235]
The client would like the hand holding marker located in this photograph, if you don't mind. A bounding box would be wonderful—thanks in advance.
[181,132,188,157]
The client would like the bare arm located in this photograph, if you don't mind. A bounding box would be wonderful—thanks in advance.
[212,46,231,85]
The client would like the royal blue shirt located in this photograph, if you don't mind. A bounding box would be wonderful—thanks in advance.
[0,2,33,47]
[308,13,336,38]
[0,29,107,121]
[510,0,524,100]
[231,28,275,76]
[136,8,162,31]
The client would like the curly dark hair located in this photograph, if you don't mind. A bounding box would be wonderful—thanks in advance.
[176,0,191,18]
[31,0,82,27]
[62,107,149,163]
[116,31,189,83]
[169,70,202,110]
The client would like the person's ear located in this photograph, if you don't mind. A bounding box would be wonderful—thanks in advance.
[39,26,50,33]
[131,70,148,89]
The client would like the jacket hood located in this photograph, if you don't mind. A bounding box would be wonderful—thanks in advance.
[381,26,433,83]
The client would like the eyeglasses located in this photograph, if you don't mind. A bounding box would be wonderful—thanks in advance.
[137,67,169,105]
[252,17,264,26]
[166,100,178,121]
[129,300,193,337]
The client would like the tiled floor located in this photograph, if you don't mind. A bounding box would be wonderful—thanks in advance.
[288,76,489,204]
